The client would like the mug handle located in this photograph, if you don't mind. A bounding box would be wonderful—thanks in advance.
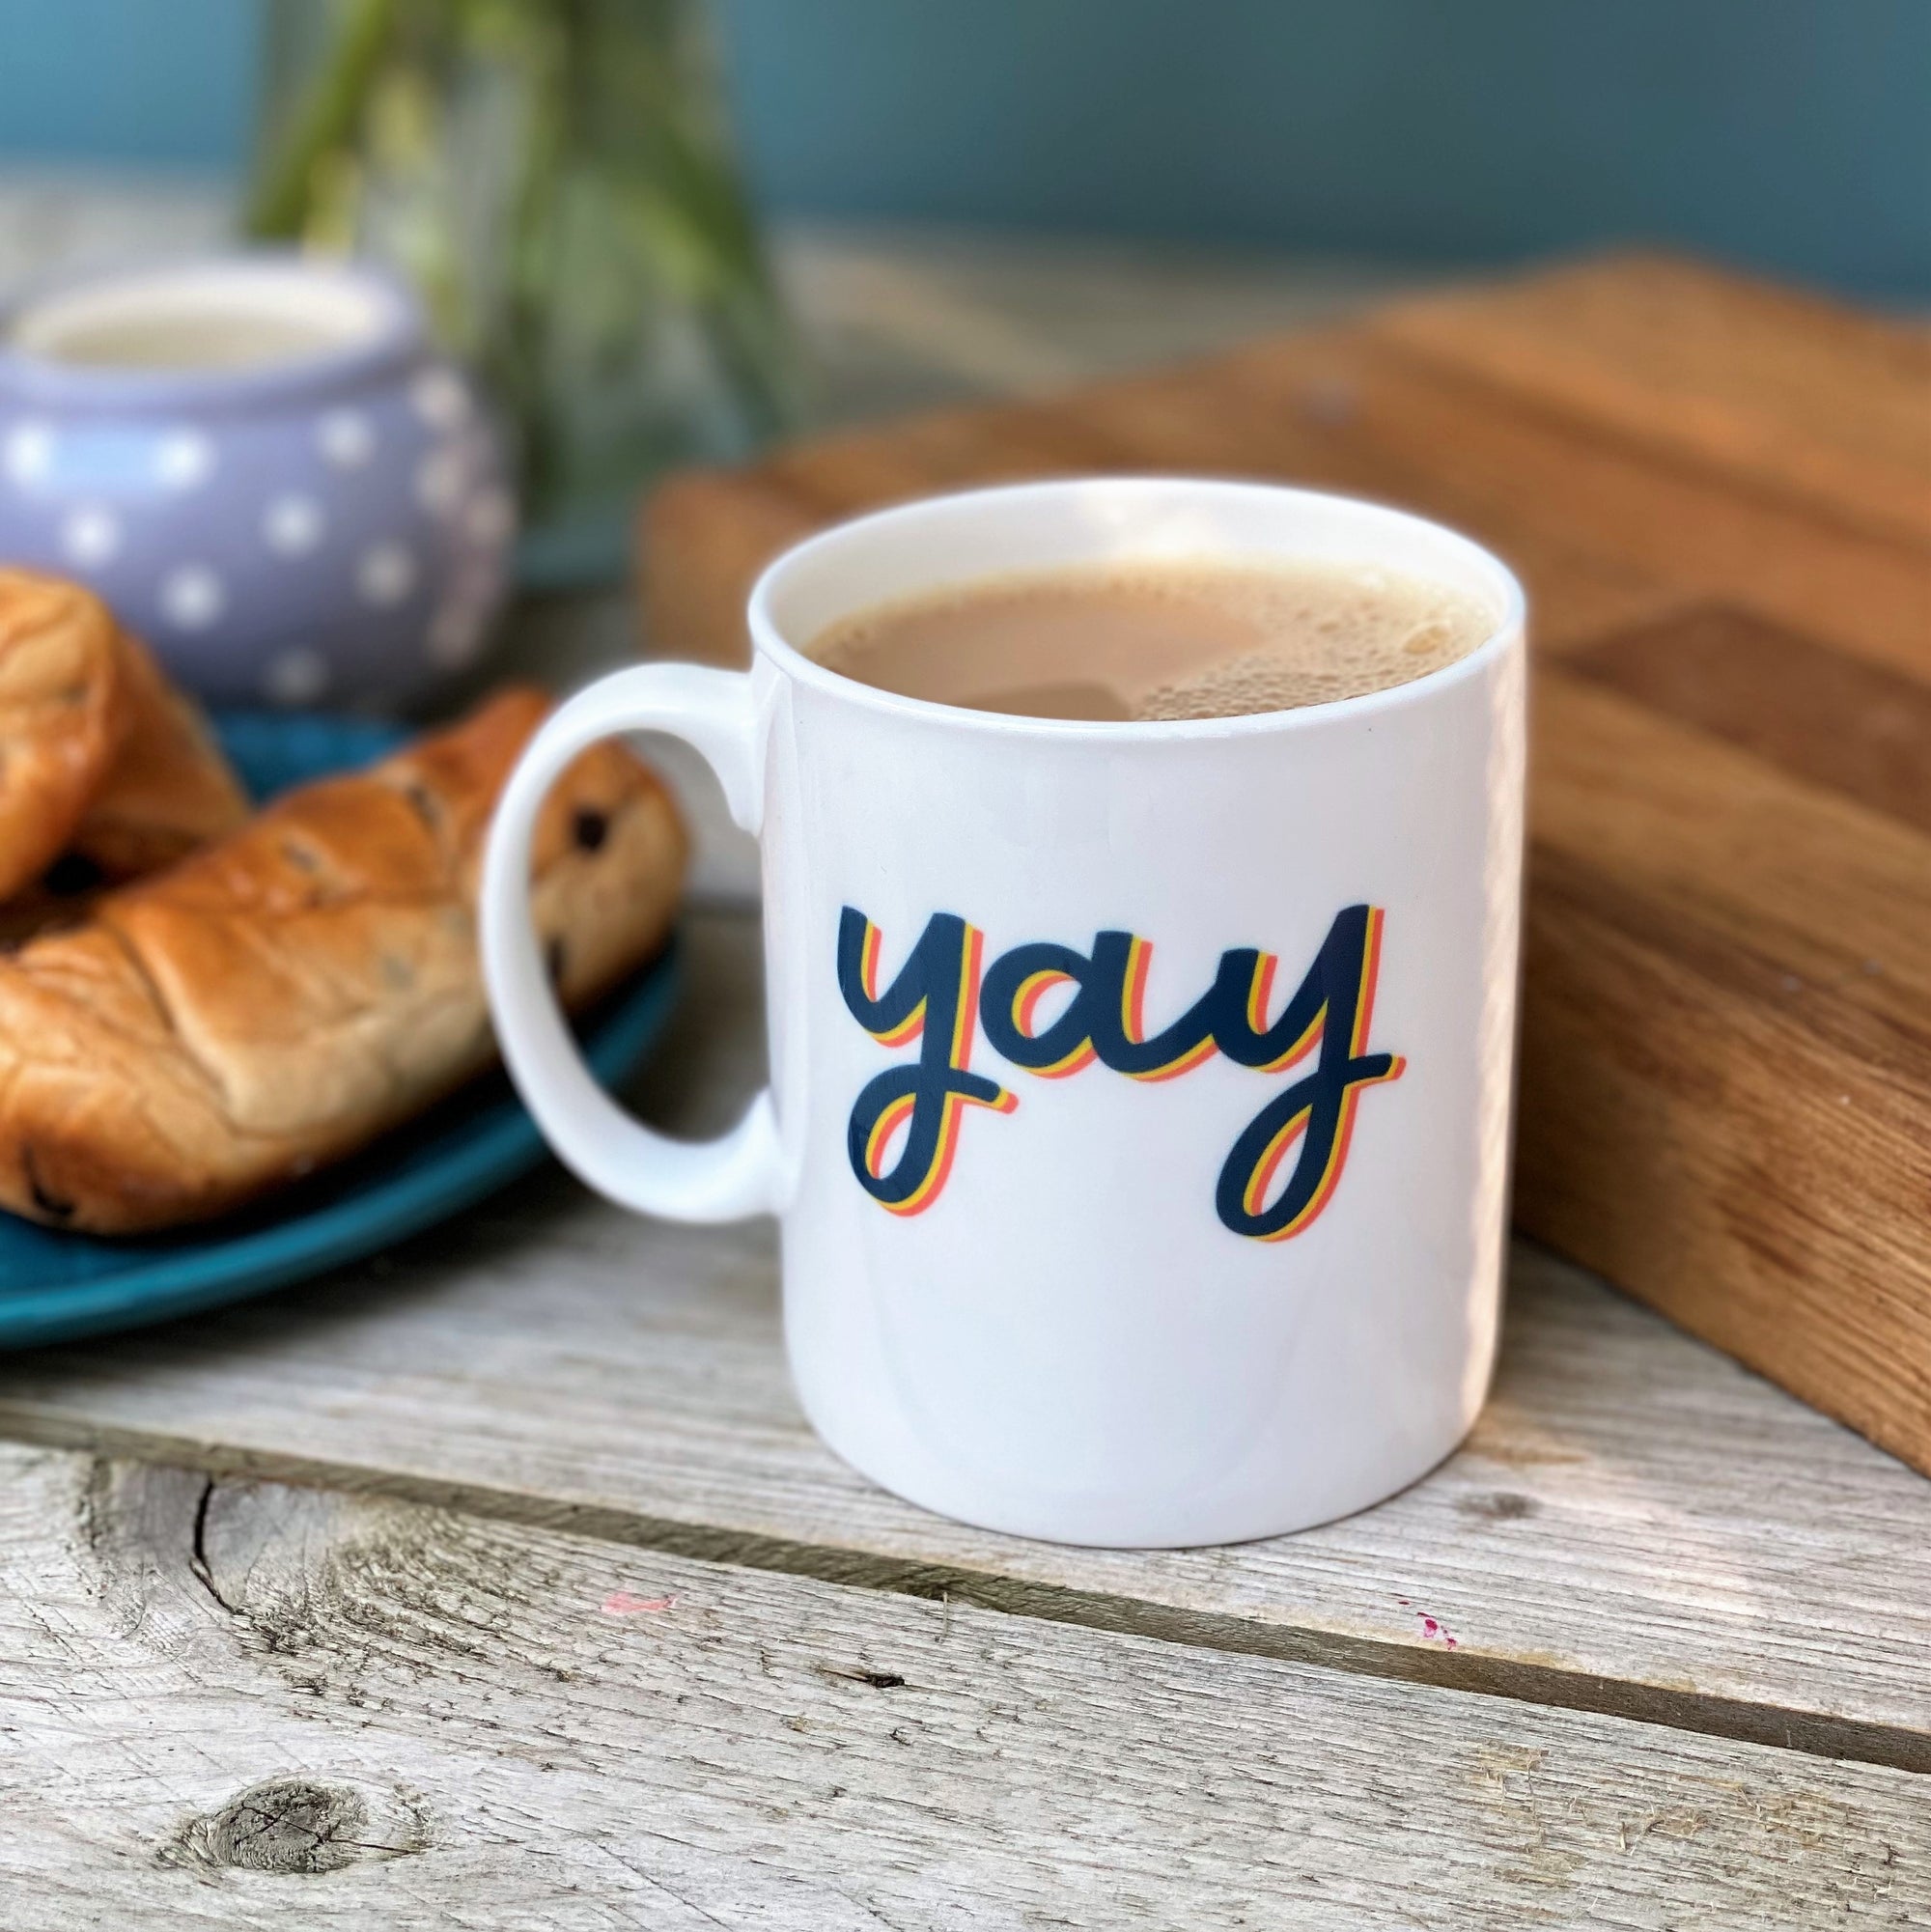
[480,664,783,1222]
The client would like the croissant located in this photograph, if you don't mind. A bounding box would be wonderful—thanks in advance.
[0,686,685,1232]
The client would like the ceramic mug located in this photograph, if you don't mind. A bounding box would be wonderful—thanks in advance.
[0,255,515,711]
[481,478,1526,1548]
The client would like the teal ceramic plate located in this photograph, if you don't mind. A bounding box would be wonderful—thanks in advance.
[0,712,680,1351]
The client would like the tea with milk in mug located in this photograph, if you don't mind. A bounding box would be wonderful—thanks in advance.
[806,558,1492,721]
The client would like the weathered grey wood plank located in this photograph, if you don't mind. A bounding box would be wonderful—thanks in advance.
[3,912,1927,1772]
[1,1442,1922,1930]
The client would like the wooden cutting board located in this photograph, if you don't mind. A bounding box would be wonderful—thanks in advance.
[641,251,1931,1474]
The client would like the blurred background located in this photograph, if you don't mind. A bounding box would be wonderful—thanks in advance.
[3,0,1922,296]
[0,0,1922,707]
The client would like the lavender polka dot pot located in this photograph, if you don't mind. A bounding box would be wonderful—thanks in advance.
[0,255,516,712]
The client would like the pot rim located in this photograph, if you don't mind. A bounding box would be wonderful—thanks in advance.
[0,251,430,416]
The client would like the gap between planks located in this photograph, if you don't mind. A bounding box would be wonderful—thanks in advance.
[3,1403,1924,1782]
[10,1443,1923,1929]
[4,914,1928,1785]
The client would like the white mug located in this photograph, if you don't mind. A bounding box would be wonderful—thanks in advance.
[481,478,1525,1548]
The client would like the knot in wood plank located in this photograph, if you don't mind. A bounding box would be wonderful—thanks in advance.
[167,1778,427,1875]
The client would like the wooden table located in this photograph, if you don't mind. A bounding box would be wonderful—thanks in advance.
[2,205,1928,1926]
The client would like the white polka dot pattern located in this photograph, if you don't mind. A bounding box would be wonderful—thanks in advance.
[427,600,488,668]
[415,447,467,516]
[62,505,121,568]
[318,409,376,468]
[264,493,325,557]
[155,431,213,490]
[264,645,330,706]
[160,565,225,630]
[409,368,471,430]
[3,423,52,487]
[356,541,419,606]
[0,344,512,707]
[464,489,516,546]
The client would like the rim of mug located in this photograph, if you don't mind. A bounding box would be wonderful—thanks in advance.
[0,250,427,415]
[746,476,1528,741]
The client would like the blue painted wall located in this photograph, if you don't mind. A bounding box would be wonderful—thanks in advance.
[719,0,1930,299]
[1,0,1923,298]
[0,0,257,169]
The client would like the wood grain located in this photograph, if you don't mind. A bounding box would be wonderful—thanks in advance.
[638,254,1931,1471]
[8,215,1915,1914]
[641,329,1697,668]
[646,277,1931,679]
[3,1441,1925,1930]
[2,912,1928,1778]
[1365,253,1931,549]
[1568,604,1931,837]
[1523,668,1931,1468]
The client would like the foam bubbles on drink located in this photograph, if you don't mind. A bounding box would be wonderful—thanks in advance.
[1131,565,1488,720]
[807,558,1493,722]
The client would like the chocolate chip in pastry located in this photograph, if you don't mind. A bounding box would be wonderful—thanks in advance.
[0,686,686,1233]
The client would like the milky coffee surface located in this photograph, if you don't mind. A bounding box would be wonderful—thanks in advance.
[806,559,1492,721]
